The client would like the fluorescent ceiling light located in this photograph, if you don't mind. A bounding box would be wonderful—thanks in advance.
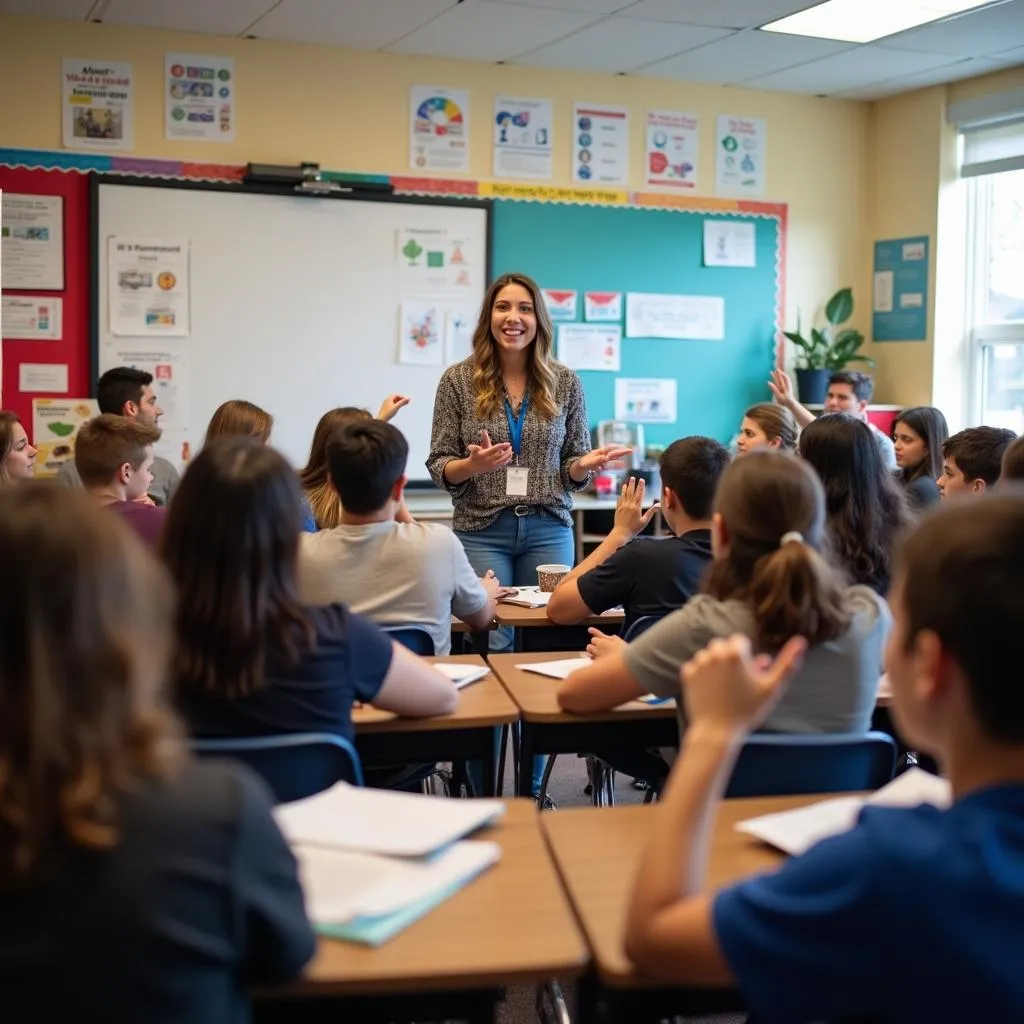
[761,0,998,44]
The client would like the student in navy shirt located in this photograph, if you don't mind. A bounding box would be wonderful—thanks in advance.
[623,494,1024,1023]
[162,437,458,752]
[547,436,729,636]
[0,483,314,1023]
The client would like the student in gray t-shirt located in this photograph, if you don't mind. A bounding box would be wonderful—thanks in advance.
[557,451,890,747]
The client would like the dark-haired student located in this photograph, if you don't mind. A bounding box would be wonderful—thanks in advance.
[163,437,457,753]
[623,493,1024,1023]
[939,425,1017,498]
[56,366,179,504]
[558,452,889,747]
[298,420,498,655]
[1001,434,1024,484]
[75,414,166,547]
[0,482,313,1021]
[547,437,729,634]
[892,405,948,510]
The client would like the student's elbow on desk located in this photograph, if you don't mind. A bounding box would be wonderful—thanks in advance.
[376,643,459,717]
[460,599,496,631]
[545,582,590,625]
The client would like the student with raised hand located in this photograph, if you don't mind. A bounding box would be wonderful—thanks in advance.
[1001,434,1024,484]
[734,402,797,455]
[799,413,910,595]
[558,451,888,744]
[75,414,166,548]
[56,367,179,504]
[0,482,313,1021]
[939,425,1017,498]
[548,437,729,634]
[624,494,1024,1022]
[892,405,948,510]
[299,420,498,655]
[0,411,37,485]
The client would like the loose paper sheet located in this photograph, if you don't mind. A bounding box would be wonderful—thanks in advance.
[31,398,99,477]
[703,220,756,268]
[584,291,622,322]
[108,237,190,337]
[19,363,68,393]
[1,193,64,290]
[493,95,553,180]
[614,378,677,423]
[626,292,725,341]
[558,323,621,372]
[165,52,235,142]
[397,226,476,295]
[398,301,442,366]
[410,86,470,173]
[541,289,578,322]
[715,115,766,196]
[645,110,699,190]
[62,59,134,151]
[2,296,62,340]
[573,103,629,185]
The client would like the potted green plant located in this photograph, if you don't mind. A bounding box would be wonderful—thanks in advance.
[785,287,875,405]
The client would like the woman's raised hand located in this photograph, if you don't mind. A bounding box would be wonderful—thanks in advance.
[577,444,633,474]
[466,430,514,476]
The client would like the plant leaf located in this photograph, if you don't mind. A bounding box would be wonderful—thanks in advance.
[844,354,876,368]
[834,328,863,349]
[784,331,811,352]
[825,287,854,326]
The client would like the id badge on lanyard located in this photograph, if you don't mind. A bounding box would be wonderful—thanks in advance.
[504,396,529,497]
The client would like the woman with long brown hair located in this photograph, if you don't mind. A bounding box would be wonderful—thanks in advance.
[0,482,313,1019]
[0,410,37,484]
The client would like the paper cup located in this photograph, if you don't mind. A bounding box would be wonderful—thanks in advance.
[537,563,571,592]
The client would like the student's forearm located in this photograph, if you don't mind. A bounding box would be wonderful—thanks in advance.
[786,399,816,429]
[625,725,743,946]
[442,458,475,485]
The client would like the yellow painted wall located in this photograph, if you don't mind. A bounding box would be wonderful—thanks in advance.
[0,13,871,364]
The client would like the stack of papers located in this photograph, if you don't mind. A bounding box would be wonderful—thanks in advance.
[516,657,591,679]
[735,768,951,855]
[433,663,490,690]
[499,586,551,608]
[274,782,505,944]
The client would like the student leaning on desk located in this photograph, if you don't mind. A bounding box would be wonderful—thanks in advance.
[624,494,1024,1023]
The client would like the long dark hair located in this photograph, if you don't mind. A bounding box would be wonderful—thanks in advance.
[160,437,313,698]
[893,405,948,484]
[704,451,851,651]
[0,484,181,884]
[298,406,372,530]
[800,413,910,595]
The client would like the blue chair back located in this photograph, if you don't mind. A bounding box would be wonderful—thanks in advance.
[725,731,897,798]
[622,614,665,643]
[192,732,364,804]
[383,626,436,655]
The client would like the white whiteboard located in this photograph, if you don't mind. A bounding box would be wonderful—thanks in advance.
[95,181,490,481]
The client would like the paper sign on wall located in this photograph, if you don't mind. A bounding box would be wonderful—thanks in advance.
[1,193,64,291]
[626,293,725,341]
[397,227,475,294]
[444,309,474,365]
[398,302,442,366]
[493,96,553,180]
[542,289,578,322]
[32,398,99,478]
[715,115,766,197]
[410,86,470,174]
[19,363,68,394]
[645,110,699,190]
[573,104,629,186]
[615,378,677,423]
[872,236,929,341]
[108,237,191,337]
[165,53,235,142]
[62,59,134,151]
[2,296,63,340]
[703,220,756,268]
[584,291,622,322]
[558,324,621,372]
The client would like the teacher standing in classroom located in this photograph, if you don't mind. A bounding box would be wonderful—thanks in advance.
[428,272,629,643]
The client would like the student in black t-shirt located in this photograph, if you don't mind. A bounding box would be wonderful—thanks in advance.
[162,437,458,750]
[0,482,314,1023]
[547,436,730,635]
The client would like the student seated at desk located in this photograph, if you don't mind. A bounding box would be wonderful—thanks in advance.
[624,494,1024,1023]
[74,414,166,548]
[558,452,888,745]
[939,425,1017,498]
[163,437,457,750]
[547,437,729,634]
[298,420,498,655]
[0,483,313,1021]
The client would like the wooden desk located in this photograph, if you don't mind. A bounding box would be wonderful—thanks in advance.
[487,652,678,797]
[268,800,587,1023]
[542,794,831,1022]
[352,656,519,797]
[494,603,625,630]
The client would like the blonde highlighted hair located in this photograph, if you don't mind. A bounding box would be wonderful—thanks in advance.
[299,407,373,530]
[471,273,559,421]
[203,399,273,447]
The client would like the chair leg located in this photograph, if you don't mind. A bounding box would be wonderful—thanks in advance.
[536,753,558,810]
[535,980,571,1024]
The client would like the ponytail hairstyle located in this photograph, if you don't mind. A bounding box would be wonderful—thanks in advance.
[704,450,851,651]
[743,402,798,452]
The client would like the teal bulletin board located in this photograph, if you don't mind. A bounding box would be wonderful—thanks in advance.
[491,199,784,447]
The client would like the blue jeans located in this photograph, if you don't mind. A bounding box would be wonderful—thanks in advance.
[457,507,575,794]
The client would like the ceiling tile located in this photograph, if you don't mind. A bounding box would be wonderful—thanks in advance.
[247,0,457,48]
[637,28,853,83]
[493,0,633,12]
[833,55,1009,99]
[513,16,730,71]
[98,0,279,36]
[877,0,1024,58]
[622,0,817,30]
[386,0,601,61]
[742,44,962,94]
[0,0,95,17]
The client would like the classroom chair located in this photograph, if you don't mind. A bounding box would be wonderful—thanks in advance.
[725,731,897,798]
[382,625,436,655]
[192,732,364,803]
[621,614,666,643]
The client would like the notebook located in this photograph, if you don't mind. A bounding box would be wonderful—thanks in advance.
[274,781,505,857]
[516,657,591,679]
[735,768,952,856]
[434,663,490,689]
[499,586,551,608]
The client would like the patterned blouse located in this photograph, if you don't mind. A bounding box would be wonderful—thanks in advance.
[427,358,592,532]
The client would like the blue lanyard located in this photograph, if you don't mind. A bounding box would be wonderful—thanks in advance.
[504,394,528,459]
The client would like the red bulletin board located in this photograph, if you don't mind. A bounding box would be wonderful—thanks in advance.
[0,167,90,427]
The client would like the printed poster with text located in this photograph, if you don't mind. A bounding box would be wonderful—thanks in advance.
[165,53,235,142]
[573,104,629,186]
[397,227,476,295]
[108,238,191,337]
[31,398,99,477]
[410,86,470,173]
[62,59,134,151]
[1,193,64,290]
[645,110,699,190]
[715,115,766,196]
[493,95,554,180]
